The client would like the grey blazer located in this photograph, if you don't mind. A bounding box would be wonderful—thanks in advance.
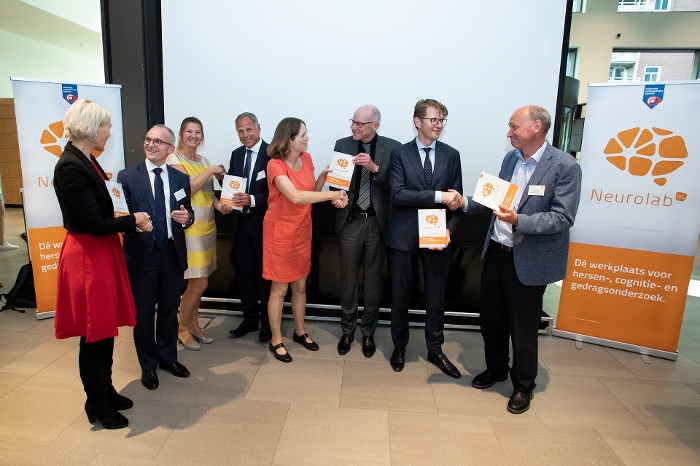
[333,135,401,236]
[471,143,582,286]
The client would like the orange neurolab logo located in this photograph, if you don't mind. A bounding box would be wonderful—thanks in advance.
[336,158,349,169]
[425,214,439,225]
[229,180,241,191]
[482,182,494,197]
[604,127,687,186]
[112,187,121,198]
[40,120,103,158]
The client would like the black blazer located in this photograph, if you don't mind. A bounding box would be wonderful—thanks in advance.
[117,161,193,274]
[386,139,463,251]
[227,140,270,235]
[332,135,401,236]
[53,142,136,236]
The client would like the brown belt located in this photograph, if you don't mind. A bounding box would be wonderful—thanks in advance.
[491,240,513,252]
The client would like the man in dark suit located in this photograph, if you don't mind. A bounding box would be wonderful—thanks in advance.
[118,124,194,390]
[466,105,582,414]
[334,105,401,358]
[227,112,272,342]
[387,99,464,377]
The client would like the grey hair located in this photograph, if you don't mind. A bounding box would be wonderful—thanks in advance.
[152,124,176,145]
[235,112,260,127]
[369,106,381,123]
[63,99,111,141]
[527,105,551,134]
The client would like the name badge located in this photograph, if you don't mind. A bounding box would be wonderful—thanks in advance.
[256,170,266,181]
[174,188,186,201]
[528,185,545,196]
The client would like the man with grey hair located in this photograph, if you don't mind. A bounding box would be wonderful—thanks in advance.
[118,124,195,390]
[227,112,272,342]
[334,105,401,357]
[465,105,581,414]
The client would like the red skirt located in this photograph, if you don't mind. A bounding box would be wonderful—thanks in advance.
[262,219,312,283]
[55,232,136,342]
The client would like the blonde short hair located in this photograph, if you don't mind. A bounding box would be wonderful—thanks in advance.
[63,99,111,141]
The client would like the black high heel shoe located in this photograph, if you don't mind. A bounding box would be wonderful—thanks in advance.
[85,400,128,429]
[292,332,319,351]
[106,386,133,410]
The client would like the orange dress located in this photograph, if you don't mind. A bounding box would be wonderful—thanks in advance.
[263,152,315,283]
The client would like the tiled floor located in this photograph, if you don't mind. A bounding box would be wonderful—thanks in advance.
[1,205,700,465]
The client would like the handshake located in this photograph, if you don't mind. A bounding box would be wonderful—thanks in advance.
[331,190,349,209]
[442,189,464,211]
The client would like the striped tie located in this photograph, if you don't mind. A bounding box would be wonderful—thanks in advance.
[356,143,371,211]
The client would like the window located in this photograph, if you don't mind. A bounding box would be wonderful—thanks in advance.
[644,66,661,81]
[572,0,585,13]
[566,49,577,77]
[618,0,671,11]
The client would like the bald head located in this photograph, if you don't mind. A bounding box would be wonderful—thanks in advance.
[351,105,381,142]
[507,105,551,159]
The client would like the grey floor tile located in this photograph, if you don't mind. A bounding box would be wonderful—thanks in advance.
[155,398,288,466]
[389,412,508,466]
[246,355,343,406]
[0,371,30,398]
[492,422,624,465]
[598,428,700,466]
[539,336,637,378]
[340,359,437,414]
[533,374,647,430]
[273,401,391,466]
[610,349,700,383]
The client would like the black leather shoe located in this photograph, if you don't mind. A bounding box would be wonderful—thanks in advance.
[471,369,508,389]
[427,352,461,378]
[390,348,405,372]
[507,390,533,414]
[337,334,354,355]
[107,386,133,410]
[362,336,376,358]
[269,342,292,363]
[228,320,258,337]
[258,326,272,342]
[229,320,258,337]
[141,370,159,390]
[293,332,319,351]
[158,361,190,378]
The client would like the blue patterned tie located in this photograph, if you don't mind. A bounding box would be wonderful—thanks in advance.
[152,167,168,249]
[243,149,252,192]
[423,147,432,188]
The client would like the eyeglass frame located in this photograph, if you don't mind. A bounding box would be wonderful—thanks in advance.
[143,137,174,147]
[349,119,377,127]
[418,117,447,126]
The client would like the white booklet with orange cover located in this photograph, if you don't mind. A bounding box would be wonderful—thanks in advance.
[418,208,447,248]
[472,171,519,211]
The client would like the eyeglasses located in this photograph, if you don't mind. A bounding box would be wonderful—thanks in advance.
[143,137,173,147]
[419,117,447,125]
[350,119,376,127]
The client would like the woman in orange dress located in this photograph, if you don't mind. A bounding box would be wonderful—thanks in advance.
[264,117,347,362]
[53,99,152,429]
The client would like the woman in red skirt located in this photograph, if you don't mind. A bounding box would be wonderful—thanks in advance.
[53,99,152,429]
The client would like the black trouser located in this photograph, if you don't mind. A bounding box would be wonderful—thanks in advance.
[236,215,271,329]
[479,242,546,392]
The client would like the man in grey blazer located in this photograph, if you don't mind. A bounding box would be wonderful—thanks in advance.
[467,105,582,414]
[334,105,401,358]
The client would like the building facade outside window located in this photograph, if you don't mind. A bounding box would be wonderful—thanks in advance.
[644,66,661,81]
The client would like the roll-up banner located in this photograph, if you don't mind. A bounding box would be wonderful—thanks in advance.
[10,78,125,317]
[555,81,700,360]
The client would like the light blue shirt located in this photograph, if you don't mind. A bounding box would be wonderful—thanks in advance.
[414,138,442,204]
[491,141,547,246]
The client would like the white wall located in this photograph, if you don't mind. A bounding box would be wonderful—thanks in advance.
[161,0,568,193]
[0,29,104,98]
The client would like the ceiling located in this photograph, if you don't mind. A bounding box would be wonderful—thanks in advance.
[0,0,102,58]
